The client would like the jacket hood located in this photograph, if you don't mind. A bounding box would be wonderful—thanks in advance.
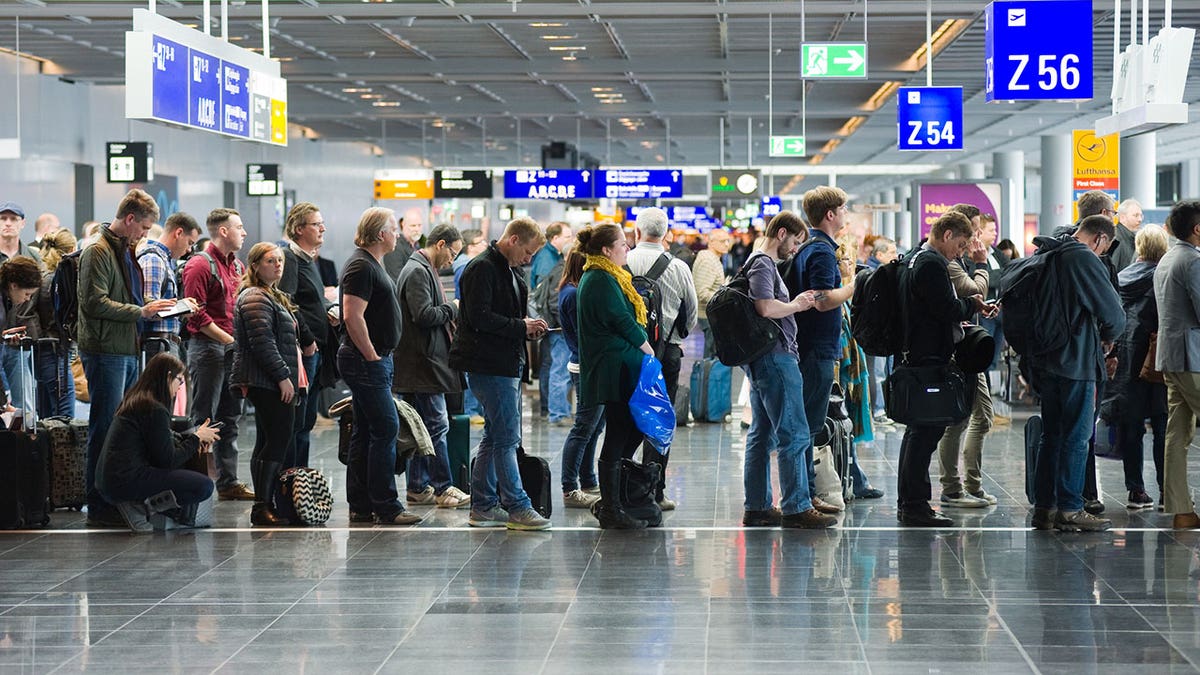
[1032,233,1081,252]
[1118,260,1156,302]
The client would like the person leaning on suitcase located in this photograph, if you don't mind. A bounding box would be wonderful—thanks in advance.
[96,353,220,533]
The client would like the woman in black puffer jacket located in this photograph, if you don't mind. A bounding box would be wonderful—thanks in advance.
[231,242,304,526]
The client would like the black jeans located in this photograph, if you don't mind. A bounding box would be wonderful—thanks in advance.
[601,401,645,464]
[247,387,296,467]
[102,468,213,506]
[1120,414,1167,493]
[897,424,948,511]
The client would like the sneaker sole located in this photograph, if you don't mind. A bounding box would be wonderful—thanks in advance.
[1053,523,1112,532]
[941,500,989,508]
[506,521,552,531]
[435,501,471,509]
[468,519,506,527]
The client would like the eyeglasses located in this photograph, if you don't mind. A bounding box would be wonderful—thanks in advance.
[1102,208,1116,217]
[173,373,186,384]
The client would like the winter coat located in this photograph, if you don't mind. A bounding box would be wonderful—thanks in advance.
[230,286,300,394]
[1101,261,1167,422]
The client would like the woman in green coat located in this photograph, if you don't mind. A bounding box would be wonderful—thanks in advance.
[576,223,655,529]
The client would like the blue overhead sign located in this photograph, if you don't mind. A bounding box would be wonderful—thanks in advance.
[595,169,684,199]
[761,197,782,218]
[151,36,188,125]
[504,169,593,200]
[898,86,964,151]
[985,0,1093,102]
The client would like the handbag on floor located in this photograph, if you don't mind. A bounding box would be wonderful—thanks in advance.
[277,467,334,526]
[884,363,972,427]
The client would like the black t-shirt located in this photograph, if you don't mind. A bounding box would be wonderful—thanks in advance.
[339,248,402,355]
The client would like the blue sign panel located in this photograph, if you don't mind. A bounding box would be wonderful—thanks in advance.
[151,36,189,125]
[221,61,250,137]
[761,197,782,218]
[985,0,1092,101]
[503,169,593,200]
[595,169,683,199]
[189,49,221,131]
[897,86,964,151]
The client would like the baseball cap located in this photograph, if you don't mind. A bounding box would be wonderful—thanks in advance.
[0,202,24,219]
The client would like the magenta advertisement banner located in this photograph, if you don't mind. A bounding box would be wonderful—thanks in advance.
[915,181,1004,240]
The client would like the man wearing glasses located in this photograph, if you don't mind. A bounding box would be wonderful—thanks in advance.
[137,211,202,359]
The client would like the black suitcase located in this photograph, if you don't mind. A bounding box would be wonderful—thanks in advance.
[448,413,471,492]
[1025,414,1042,505]
[517,446,552,518]
[0,335,49,529]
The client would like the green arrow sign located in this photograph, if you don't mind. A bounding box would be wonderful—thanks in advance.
[800,42,868,79]
[769,135,807,157]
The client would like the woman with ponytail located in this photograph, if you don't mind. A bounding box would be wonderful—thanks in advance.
[576,223,655,529]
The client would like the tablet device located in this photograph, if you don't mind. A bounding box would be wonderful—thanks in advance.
[158,299,194,319]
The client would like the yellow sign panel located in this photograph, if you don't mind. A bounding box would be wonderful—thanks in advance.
[1072,129,1119,220]
[270,100,288,146]
[375,179,434,200]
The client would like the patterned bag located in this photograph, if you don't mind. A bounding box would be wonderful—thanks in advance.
[276,467,333,526]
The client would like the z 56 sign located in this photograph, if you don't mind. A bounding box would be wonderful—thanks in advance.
[897,87,964,151]
[985,0,1093,101]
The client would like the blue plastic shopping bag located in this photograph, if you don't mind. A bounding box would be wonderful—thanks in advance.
[629,354,675,453]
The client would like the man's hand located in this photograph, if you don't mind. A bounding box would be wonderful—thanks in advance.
[141,299,177,319]
[980,301,1000,319]
[525,317,549,339]
[968,237,988,264]
[792,290,817,313]
[1106,356,1119,379]
[969,294,989,314]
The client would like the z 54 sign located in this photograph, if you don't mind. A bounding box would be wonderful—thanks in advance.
[985,0,1093,101]
[897,87,964,151]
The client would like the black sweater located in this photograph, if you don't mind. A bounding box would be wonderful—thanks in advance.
[449,243,530,378]
[900,246,975,365]
[96,404,200,494]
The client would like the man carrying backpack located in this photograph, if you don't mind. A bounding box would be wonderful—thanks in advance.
[628,207,697,510]
[137,212,202,359]
[1026,215,1125,531]
[895,211,994,527]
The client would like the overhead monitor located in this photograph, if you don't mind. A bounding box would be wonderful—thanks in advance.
[434,170,493,198]
[246,163,280,197]
[106,142,154,183]
[709,169,761,198]
[503,169,593,200]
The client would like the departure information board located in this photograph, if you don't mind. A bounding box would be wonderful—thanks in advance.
[595,169,684,199]
[503,170,593,200]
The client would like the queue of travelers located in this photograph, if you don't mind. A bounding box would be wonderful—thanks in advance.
[3,185,1199,534]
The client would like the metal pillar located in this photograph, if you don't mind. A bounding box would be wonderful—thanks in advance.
[993,150,1026,247]
[1040,133,1073,233]
[1181,159,1200,200]
[882,188,897,239]
[896,183,913,247]
[957,162,986,180]
[1120,132,1157,207]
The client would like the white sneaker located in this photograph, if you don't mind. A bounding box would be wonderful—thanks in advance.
[406,486,436,505]
[969,489,999,505]
[563,489,601,509]
[940,492,989,508]
[507,508,552,531]
[435,486,471,509]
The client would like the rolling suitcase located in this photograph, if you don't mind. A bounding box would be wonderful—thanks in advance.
[448,413,471,491]
[689,358,732,422]
[1025,414,1042,505]
[39,416,88,510]
[0,334,49,529]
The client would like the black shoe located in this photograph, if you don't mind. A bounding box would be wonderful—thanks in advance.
[781,508,837,529]
[1084,499,1106,515]
[743,508,783,527]
[898,509,954,527]
[1126,490,1153,509]
[1031,507,1056,530]
[856,488,885,500]
[250,503,290,527]
[595,502,648,529]
[349,510,375,523]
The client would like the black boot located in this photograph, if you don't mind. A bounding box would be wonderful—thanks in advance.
[250,460,289,527]
[593,461,647,530]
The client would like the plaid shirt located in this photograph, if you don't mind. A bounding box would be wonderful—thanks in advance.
[137,240,179,334]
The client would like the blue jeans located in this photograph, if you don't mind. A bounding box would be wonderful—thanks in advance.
[288,350,321,468]
[468,371,532,513]
[81,351,139,513]
[798,352,835,495]
[1,344,33,415]
[404,392,453,494]
[547,332,572,421]
[561,371,602,492]
[339,348,403,519]
[35,345,75,419]
[743,351,813,515]
[1035,373,1095,512]
[463,385,483,417]
[979,316,1004,370]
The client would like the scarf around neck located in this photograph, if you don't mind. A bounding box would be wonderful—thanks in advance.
[583,254,647,326]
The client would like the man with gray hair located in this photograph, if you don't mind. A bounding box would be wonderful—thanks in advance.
[628,207,698,510]
[1111,198,1144,273]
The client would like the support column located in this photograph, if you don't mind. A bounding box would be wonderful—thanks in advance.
[896,183,913,248]
[957,162,986,180]
[882,188,897,239]
[1120,132,1157,208]
[1181,159,1200,200]
[1040,133,1073,233]
[993,150,1025,248]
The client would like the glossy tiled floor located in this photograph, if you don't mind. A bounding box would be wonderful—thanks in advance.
[4,378,1200,673]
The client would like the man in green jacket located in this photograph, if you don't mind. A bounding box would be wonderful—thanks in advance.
[79,188,176,526]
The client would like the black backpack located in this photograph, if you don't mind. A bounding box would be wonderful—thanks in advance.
[705,253,782,366]
[850,258,905,357]
[999,245,1070,358]
[530,259,565,329]
[50,250,83,343]
[629,253,674,356]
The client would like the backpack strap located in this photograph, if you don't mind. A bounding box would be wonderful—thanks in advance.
[195,251,225,294]
[646,252,673,281]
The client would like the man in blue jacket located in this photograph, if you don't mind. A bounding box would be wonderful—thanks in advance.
[1029,215,1126,531]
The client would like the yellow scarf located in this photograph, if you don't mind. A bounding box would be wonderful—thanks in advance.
[584,254,648,326]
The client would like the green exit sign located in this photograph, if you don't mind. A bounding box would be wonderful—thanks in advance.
[800,42,868,79]
[769,136,806,157]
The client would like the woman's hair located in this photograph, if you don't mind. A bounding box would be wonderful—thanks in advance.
[558,249,586,291]
[238,242,296,311]
[116,352,185,417]
[355,207,395,248]
[997,238,1020,259]
[574,223,623,257]
[38,229,77,272]
[1135,224,1169,263]
[0,256,43,290]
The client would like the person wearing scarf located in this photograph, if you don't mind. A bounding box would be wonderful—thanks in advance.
[576,223,655,529]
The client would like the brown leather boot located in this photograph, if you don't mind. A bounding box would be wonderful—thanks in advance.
[1172,512,1200,529]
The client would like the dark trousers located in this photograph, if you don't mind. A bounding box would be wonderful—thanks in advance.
[601,401,645,464]
[102,467,214,506]
[897,424,948,511]
[288,351,321,468]
[641,342,682,497]
[1120,414,1167,493]
[340,349,403,519]
[247,387,296,467]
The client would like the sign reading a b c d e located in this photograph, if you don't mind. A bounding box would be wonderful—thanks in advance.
[985,0,1093,101]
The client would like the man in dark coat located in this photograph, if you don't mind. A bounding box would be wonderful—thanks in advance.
[395,224,470,509]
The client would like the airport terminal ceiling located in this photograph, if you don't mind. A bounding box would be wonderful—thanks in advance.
[6,0,1200,196]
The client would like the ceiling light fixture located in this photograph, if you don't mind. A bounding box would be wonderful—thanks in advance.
[808,154,826,165]
[529,22,566,27]
[820,138,841,154]
[836,116,867,137]
[547,46,586,51]
[906,19,970,69]
[863,81,902,111]
[561,55,577,61]
[541,35,578,40]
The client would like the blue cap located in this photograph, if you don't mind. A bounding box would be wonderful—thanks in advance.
[0,202,24,219]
